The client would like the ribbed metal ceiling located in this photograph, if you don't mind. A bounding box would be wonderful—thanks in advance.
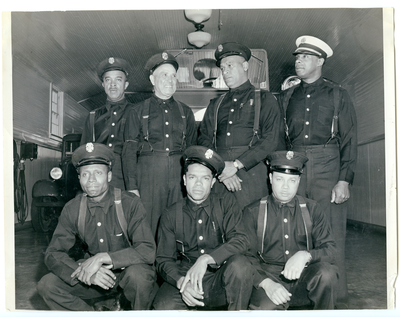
[11,9,383,111]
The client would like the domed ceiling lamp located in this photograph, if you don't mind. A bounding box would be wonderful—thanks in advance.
[185,9,212,49]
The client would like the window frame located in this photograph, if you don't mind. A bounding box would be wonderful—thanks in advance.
[49,83,64,141]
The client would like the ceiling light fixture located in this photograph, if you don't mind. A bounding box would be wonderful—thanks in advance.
[185,9,212,49]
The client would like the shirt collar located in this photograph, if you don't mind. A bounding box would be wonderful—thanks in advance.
[87,187,113,216]
[105,97,128,111]
[186,196,211,218]
[152,94,175,106]
[229,80,252,93]
[301,76,324,90]
[271,194,296,215]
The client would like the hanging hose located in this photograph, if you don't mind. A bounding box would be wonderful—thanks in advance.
[14,155,29,224]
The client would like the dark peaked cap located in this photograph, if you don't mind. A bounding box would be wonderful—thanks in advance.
[183,146,225,176]
[214,42,252,67]
[144,52,179,73]
[96,57,131,80]
[267,151,309,175]
[72,142,115,169]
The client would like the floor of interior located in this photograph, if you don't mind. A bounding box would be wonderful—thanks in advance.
[13,220,387,311]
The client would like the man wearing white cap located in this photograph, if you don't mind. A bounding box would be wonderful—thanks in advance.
[279,35,357,308]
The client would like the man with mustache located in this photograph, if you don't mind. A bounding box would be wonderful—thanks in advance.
[122,52,197,237]
[80,57,135,192]
[37,143,156,310]
[279,35,357,308]
[198,42,285,210]
[153,146,253,310]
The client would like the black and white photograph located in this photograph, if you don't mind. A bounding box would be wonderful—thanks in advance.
[2,2,398,316]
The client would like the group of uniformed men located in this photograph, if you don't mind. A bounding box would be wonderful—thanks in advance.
[37,35,357,311]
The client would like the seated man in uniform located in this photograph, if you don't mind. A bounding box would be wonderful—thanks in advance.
[153,146,253,310]
[37,143,156,311]
[243,151,338,310]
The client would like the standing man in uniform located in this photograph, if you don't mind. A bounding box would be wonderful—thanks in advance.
[37,143,156,311]
[122,52,197,237]
[279,36,357,307]
[198,42,285,210]
[80,57,136,192]
[243,151,338,310]
[153,146,253,310]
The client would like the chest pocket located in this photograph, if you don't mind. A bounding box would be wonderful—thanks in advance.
[109,233,130,250]
[317,103,334,126]
[210,225,224,246]
[172,116,184,134]
[238,101,255,124]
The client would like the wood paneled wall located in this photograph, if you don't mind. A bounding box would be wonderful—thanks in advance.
[348,139,385,226]
[12,58,89,223]
[13,57,88,150]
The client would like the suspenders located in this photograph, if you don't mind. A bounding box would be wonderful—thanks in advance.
[257,195,312,263]
[88,109,126,146]
[212,93,226,149]
[142,98,187,151]
[175,197,225,262]
[281,86,296,150]
[89,110,96,142]
[327,88,340,144]
[249,89,262,147]
[78,188,131,246]
[212,89,262,150]
[281,82,341,149]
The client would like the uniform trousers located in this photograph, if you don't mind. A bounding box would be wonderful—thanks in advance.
[37,263,156,311]
[213,148,270,211]
[249,262,338,310]
[153,254,253,310]
[293,143,348,304]
[110,153,126,190]
[137,152,184,238]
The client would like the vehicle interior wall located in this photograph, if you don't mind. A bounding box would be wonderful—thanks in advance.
[12,58,88,224]
[340,52,385,226]
[13,57,88,150]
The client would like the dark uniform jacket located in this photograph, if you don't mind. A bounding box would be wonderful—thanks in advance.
[44,186,156,286]
[156,192,249,287]
[80,98,135,189]
[80,98,134,155]
[198,80,285,169]
[242,195,336,288]
[122,95,197,190]
[280,77,357,184]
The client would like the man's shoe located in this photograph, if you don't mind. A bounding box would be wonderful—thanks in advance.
[93,293,123,311]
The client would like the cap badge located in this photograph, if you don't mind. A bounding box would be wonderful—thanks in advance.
[162,52,168,60]
[301,37,307,43]
[286,151,294,160]
[86,143,94,153]
[218,44,223,52]
[205,149,214,159]
[108,57,115,64]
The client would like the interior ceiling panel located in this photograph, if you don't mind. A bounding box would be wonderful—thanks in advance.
[11,8,383,110]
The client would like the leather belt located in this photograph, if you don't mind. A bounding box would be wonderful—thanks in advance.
[138,150,183,157]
